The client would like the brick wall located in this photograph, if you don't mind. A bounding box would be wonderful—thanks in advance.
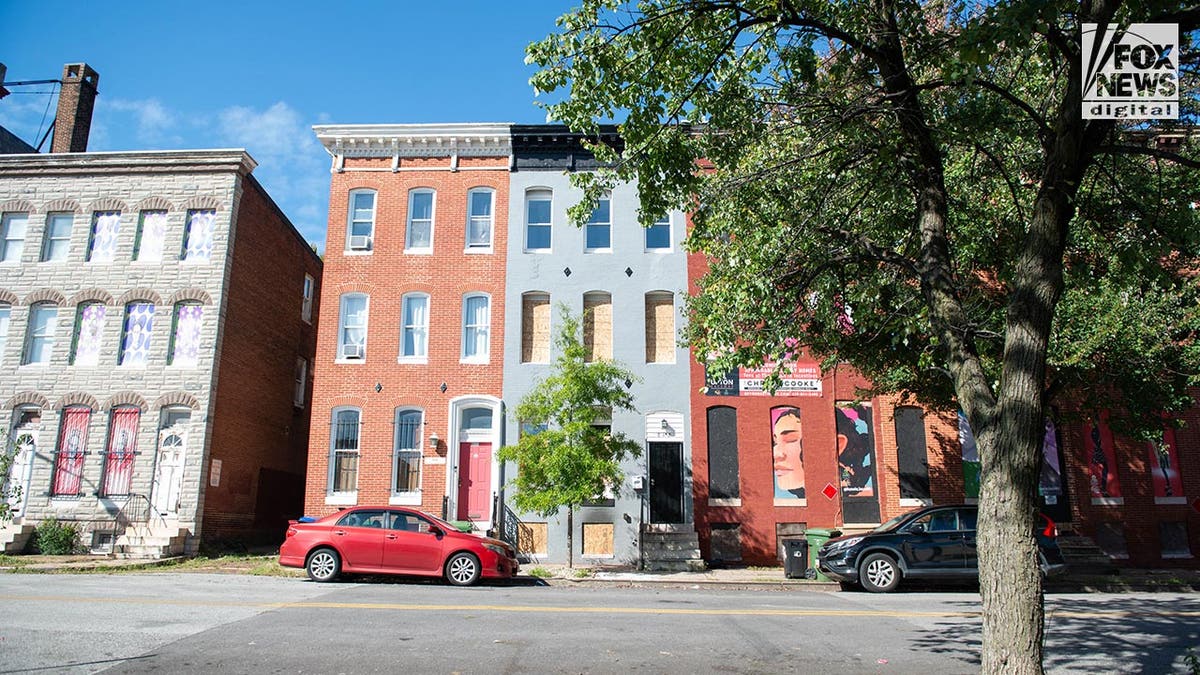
[204,174,322,546]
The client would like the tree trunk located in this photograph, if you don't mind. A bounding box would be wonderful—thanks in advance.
[566,506,574,569]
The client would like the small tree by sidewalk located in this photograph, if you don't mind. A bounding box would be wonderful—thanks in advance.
[498,306,641,568]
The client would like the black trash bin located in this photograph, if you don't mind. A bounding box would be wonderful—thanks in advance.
[783,539,808,579]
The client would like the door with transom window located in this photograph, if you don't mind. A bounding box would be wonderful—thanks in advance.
[151,409,189,515]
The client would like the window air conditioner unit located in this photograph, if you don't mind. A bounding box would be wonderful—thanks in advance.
[349,235,372,250]
[341,343,364,359]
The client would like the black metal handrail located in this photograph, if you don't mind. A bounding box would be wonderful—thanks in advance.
[112,493,152,548]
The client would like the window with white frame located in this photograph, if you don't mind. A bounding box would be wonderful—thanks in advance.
[301,274,314,323]
[1,212,28,263]
[183,209,215,261]
[133,210,168,262]
[337,294,368,361]
[466,188,494,251]
[393,408,423,498]
[585,196,612,252]
[346,190,375,251]
[70,302,106,366]
[461,294,490,362]
[168,302,203,367]
[0,303,10,358]
[330,408,360,494]
[119,302,155,366]
[406,189,434,252]
[646,214,671,251]
[294,358,307,407]
[41,213,73,262]
[87,211,121,262]
[400,293,429,361]
[23,303,58,365]
[525,189,552,251]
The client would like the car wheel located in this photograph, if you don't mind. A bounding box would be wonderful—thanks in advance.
[859,553,901,593]
[306,548,341,582]
[445,552,481,586]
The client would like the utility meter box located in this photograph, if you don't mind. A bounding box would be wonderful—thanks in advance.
[632,475,646,491]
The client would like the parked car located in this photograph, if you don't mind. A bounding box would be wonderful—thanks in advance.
[278,506,519,586]
[817,504,1068,592]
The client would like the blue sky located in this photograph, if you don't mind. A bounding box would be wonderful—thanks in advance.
[0,1,576,250]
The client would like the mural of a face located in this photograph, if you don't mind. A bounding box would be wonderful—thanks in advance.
[772,408,804,492]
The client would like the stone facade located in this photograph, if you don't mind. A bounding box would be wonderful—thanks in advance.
[0,150,321,554]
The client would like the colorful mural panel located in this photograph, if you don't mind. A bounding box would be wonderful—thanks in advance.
[836,403,875,499]
[1148,426,1185,498]
[1084,414,1121,498]
[771,406,805,500]
[958,411,981,499]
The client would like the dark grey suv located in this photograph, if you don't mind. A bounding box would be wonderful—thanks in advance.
[817,504,1069,592]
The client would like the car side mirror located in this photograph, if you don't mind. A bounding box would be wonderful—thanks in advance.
[429,526,443,538]
[909,523,926,534]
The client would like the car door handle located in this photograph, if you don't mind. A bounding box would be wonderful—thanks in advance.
[386,534,397,540]
[334,530,346,536]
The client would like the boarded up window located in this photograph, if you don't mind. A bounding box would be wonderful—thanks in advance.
[1161,521,1191,557]
[1095,522,1129,559]
[645,292,675,363]
[582,522,614,556]
[521,293,550,363]
[583,292,612,362]
[518,522,548,556]
[710,523,742,562]
[706,406,740,499]
[894,406,931,500]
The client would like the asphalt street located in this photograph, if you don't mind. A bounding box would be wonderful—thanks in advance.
[1,573,1197,674]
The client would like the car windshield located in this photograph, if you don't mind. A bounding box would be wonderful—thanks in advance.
[872,513,910,534]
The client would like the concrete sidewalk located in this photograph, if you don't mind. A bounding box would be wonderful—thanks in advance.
[3,554,1199,592]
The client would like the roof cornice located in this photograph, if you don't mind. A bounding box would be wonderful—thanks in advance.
[0,149,257,176]
[313,123,513,159]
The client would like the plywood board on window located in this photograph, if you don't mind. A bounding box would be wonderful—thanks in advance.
[582,522,614,556]
[522,294,550,363]
[518,522,548,555]
[583,294,612,362]
[645,292,675,363]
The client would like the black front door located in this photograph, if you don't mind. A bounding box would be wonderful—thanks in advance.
[649,442,683,524]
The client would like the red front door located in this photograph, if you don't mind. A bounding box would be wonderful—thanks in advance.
[457,442,492,521]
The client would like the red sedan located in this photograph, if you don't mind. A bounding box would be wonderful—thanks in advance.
[279,506,519,586]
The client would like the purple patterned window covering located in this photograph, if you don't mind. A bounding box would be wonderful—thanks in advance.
[171,304,203,367]
[102,407,140,497]
[71,303,107,366]
[184,210,215,261]
[135,210,168,262]
[88,211,121,262]
[120,303,155,366]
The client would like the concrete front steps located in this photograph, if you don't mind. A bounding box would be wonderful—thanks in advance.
[1057,533,1119,575]
[114,523,190,559]
[0,523,35,553]
[642,524,706,572]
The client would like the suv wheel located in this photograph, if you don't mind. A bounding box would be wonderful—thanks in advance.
[859,553,901,593]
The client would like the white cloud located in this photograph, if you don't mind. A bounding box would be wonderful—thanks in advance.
[105,98,180,145]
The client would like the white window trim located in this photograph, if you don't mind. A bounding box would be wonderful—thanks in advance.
[23,303,58,367]
[301,274,314,324]
[1,212,28,264]
[327,406,361,500]
[405,188,436,254]
[398,293,430,364]
[524,189,553,254]
[336,293,369,364]
[345,189,376,254]
[460,292,491,364]
[41,213,74,263]
[464,188,495,254]
[391,407,424,504]
[645,213,674,253]
[584,196,612,254]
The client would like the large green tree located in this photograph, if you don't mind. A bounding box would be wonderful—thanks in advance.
[528,1,1199,671]
[498,306,642,568]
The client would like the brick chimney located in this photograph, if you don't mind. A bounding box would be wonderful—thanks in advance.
[51,63,99,153]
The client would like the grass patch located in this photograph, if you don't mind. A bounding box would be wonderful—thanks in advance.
[0,554,34,569]
[528,566,553,578]
[573,568,593,578]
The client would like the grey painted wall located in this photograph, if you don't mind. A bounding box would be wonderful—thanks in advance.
[501,168,692,565]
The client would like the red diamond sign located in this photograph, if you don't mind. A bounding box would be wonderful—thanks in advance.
[823,483,838,500]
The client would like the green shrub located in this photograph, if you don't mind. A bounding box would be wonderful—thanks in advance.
[528,566,553,578]
[33,518,82,555]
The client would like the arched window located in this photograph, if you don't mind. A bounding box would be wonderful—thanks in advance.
[583,292,612,362]
[521,292,550,363]
[525,189,552,252]
[644,291,675,363]
[24,303,59,366]
[393,408,423,501]
[329,407,361,496]
[168,302,204,367]
[119,301,156,366]
[52,406,91,496]
[101,406,140,497]
[70,302,107,366]
[461,293,490,362]
[337,293,369,361]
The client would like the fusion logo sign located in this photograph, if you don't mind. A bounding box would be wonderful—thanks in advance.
[1082,23,1179,119]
